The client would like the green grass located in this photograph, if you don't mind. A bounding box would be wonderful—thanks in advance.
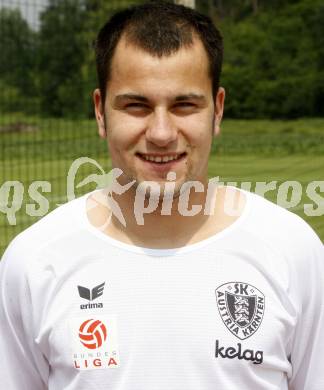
[1,116,324,161]
[1,115,323,256]
[213,118,324,155]
[208,154,324,241]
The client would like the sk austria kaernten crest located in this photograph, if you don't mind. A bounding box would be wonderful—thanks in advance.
[215,282,265,340]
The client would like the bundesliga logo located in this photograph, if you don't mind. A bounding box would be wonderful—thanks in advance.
[71,315,119,370]
[79,319,107,349]
[215,282,265,340]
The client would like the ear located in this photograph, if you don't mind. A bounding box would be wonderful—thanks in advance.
[213,87,225,137]
[93,88,106,139]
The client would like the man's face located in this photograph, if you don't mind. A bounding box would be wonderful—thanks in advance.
[94,36,224,198]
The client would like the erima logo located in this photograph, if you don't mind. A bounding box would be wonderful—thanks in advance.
[215,340,263,365]
[77,282,105,310]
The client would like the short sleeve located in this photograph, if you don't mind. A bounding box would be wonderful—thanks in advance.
[0,237,49,389]
[288,231,324,390]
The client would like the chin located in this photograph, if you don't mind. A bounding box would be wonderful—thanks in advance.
[130,176,184,200]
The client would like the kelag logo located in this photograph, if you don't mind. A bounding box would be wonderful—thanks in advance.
[214,282,265,365]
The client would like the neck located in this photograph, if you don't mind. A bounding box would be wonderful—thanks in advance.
[87,183,245,249]
[117,178,210,223]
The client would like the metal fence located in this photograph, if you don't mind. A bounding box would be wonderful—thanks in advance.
[0,0,126,256]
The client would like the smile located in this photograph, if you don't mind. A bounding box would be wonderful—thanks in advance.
[136,152,186,164]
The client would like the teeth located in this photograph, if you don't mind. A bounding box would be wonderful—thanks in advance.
[142,154,181,163]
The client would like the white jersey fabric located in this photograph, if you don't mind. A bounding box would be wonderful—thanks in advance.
[0,189,324,390]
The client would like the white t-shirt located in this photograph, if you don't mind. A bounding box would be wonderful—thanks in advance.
[0,189,323,390]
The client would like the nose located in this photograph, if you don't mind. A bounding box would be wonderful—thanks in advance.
[145,108,177,147]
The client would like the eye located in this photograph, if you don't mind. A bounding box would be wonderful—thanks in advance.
[124,103,151,116]
[172,102,197,114]
[126,103,147,108]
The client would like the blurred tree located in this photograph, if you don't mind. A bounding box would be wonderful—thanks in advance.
[0,8,37,111]
[38,0,87,117]
[298,0,324,116]
[220,0,323,118]
[251,0,258,14]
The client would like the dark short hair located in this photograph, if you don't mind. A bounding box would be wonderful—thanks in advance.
[94,1,223,103]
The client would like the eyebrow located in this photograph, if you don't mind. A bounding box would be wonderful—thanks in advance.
[174,94,206,102]
[114,93,206,104]
[114,94,149,104]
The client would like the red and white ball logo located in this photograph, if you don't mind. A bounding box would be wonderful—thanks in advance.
[79,319,107,349]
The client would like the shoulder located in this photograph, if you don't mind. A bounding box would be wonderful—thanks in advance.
[0,194,87,272]
[241,190,323,270]
[243,190,321,241]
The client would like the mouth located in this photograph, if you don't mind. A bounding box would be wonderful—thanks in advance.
[135,152,187,165]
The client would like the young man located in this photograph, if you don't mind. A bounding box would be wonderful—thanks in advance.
[0,2,323,389]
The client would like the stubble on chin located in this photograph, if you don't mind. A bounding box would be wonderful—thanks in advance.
[119,158,196,203]
[132,178,183,201]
